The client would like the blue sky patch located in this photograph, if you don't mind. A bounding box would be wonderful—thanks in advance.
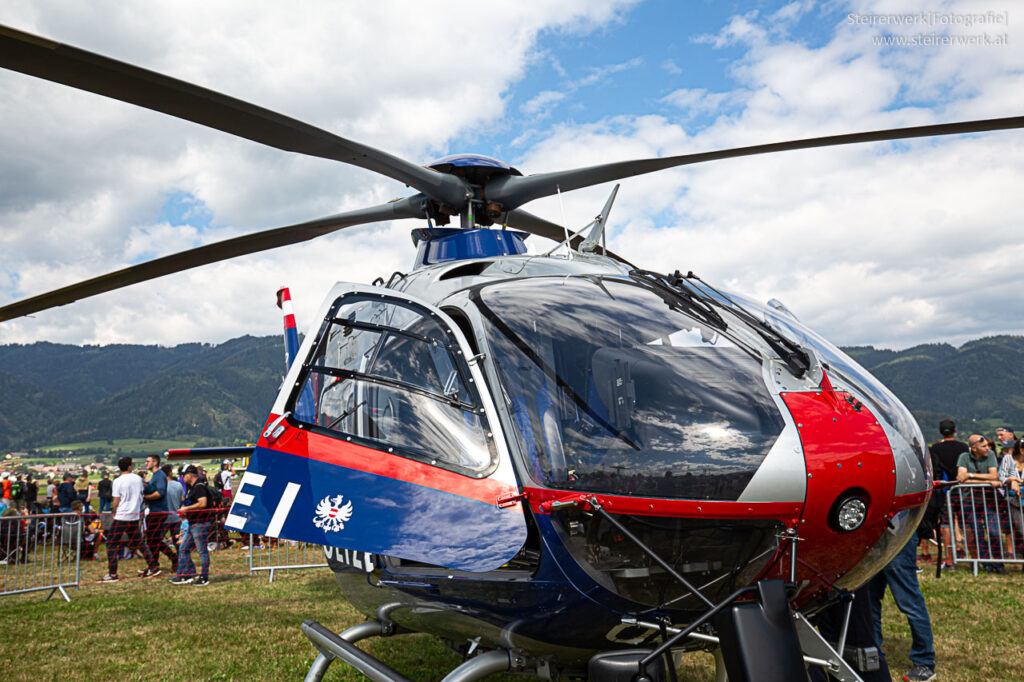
[158,190,213,229]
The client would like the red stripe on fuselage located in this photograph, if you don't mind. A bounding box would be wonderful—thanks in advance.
[257,414,521,509]
[524,486,803,523]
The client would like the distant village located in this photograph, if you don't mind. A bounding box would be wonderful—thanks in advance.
[2,452,115,479]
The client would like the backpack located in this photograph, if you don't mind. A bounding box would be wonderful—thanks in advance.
[213,471,224,490]
[205,483,225,509]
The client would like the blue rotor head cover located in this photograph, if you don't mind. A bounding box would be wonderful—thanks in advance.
[411,228,529,269]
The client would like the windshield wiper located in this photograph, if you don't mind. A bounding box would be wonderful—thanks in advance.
[628,269,727,331]
[661,270,810,378]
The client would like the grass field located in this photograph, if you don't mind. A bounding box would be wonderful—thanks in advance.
[1,561,1021,681]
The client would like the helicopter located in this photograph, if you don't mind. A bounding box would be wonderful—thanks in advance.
[2,23,1024,682]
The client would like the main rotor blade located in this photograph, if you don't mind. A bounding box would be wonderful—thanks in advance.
[0,197,426,322]
[489,116,1024,209]
[0,24,467,208]
[505,208,632,266]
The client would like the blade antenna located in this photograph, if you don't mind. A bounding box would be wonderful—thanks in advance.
[579,184,620,256]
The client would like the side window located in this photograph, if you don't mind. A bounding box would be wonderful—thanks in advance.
[291,295,494,474]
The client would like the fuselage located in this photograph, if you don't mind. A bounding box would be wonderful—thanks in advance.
[244,249,931,672]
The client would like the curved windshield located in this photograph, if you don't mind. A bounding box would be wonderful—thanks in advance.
[472,277,784,500]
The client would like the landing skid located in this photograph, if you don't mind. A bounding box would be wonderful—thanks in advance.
[302,619,523,682]
[301,583,864,682]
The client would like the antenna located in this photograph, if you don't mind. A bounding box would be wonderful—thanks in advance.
[579,184,619,255]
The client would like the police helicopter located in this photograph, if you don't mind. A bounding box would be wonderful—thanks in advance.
[2,24,1023,682]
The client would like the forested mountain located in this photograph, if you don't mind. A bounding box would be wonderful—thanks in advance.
[844,335,1024,437]
[0,334,1020,450]
[0,336,282,449]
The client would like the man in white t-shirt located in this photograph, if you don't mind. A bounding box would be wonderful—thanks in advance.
[102,456,153,582]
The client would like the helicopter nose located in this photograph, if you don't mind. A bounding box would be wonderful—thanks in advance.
[779,389,900,588]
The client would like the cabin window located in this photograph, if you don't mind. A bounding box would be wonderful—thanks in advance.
[290,294,495,474]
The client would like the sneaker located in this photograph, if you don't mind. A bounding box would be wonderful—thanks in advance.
[903,664,936,682]
[146,568,162,578]
[168,575,194,585]
[100,573,119,583]
[192,576,209,587]
[137,568,149,577]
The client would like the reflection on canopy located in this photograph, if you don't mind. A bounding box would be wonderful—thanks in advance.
[473,277,784,501]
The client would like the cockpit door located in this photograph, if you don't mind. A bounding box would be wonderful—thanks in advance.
[225,283,528,572]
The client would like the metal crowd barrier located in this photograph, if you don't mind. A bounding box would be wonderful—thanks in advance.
[946,482,1024,575]
[247,536,328,582]
[0,512,80,601]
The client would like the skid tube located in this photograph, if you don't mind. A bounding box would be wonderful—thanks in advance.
[302,619,521,682]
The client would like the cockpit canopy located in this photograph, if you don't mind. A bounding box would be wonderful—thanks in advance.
[471,276,785,501]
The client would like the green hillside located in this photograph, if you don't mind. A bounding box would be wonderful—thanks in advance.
[844,335,1024,436]
[0,335,282,450]
[1,333,1020,452]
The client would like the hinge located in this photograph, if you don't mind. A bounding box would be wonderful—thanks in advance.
[496,491,528,508]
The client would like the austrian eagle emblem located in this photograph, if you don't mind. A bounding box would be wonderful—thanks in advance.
[313,494,353,533]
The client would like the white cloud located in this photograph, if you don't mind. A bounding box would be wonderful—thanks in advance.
[0,0,1021,354]
[0,0,637,344]
[661,88,742,117]
[517,1,1024,349]
[661,59,683,75]
[521,90,568,116]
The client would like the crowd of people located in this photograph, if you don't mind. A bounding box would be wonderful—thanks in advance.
[923,419,1023,574]
[1,456,238,586]
[859,418,1023,682]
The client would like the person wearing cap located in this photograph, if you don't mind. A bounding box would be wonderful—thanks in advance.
[168,465,214,586]
[927,418,969,568]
